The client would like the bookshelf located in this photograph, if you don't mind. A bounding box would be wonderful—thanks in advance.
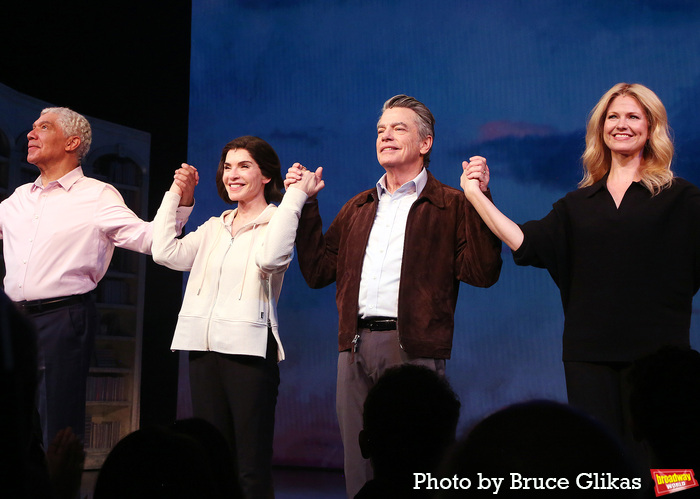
[84,149,150,470]
[0,83,151,470]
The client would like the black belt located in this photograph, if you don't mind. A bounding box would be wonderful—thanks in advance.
[15,293,90,315]
[357,317,397,331]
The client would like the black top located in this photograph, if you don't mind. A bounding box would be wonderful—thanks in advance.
[513,176,700,362]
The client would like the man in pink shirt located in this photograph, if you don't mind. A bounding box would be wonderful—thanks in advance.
[0,107,196,448]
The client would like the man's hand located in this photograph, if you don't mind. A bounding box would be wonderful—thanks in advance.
[170,163,199,207]
[460,156,490,200]
[285,163,325,198]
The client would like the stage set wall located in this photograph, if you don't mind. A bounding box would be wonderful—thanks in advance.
[182,0,700,469]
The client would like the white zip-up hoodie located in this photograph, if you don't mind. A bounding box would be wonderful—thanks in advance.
[152,188,309,362]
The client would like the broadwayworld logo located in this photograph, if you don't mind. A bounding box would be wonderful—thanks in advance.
[651,469,698,497]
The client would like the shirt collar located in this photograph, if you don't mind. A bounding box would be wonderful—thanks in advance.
[32,166,85,191]
[375,167,428,198]
[585,171,645,198]
[585,173,609,197]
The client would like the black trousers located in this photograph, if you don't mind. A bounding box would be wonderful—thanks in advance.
[563,360,633,437]
[29,297,97,448]
[189,331,279,499]
[563,360,650,472]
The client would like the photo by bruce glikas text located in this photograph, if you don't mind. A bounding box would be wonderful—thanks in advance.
[413,472,642,494]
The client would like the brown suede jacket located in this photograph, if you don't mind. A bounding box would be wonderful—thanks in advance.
[295,170,502,359]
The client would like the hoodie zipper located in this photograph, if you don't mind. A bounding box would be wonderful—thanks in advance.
[202,218,264,350]
[203,234,234,351]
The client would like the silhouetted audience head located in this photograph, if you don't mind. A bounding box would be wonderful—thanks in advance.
[0,291,46,499]
[434,400,640,498]
[0,291,38,447]
[1,291,85,499]
[355,364,460,498]
[170,418,243,498]
[629,346,700,468]
[94,419,243,499]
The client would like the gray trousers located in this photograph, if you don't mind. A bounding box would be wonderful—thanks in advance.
[336,327,445,499]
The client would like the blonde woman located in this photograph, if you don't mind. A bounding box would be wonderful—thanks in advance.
[461,83,700,442]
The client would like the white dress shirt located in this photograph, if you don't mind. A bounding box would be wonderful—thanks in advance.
[357,168,427,319]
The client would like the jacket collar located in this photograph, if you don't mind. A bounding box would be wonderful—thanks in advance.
[375,167,428,198]
[355,169,446,208]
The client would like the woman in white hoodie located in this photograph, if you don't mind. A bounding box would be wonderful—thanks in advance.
[152,136,319,498]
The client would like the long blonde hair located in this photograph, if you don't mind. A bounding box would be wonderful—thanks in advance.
[579,83,674,195]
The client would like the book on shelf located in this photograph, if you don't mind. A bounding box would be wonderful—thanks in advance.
[93,348,120,368]
[86,375,127,402]
[84,418,122,450]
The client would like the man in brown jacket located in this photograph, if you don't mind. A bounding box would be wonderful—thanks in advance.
[285,95,502,498]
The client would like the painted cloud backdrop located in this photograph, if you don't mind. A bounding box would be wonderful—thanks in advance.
[187,0,700,466]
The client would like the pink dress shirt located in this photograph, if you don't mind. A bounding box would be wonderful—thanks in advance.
[0,166,191,301]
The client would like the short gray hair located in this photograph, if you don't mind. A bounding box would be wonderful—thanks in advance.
[41,107,92,163]
[381,94,435,167]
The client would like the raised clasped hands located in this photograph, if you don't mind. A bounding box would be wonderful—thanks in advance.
[285,162,325,198]
[460,155,490,199]
[170,163,199,207]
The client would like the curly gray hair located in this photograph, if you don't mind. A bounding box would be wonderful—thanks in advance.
[41,107,92,163]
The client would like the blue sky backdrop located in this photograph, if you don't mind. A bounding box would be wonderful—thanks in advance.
[187,0,700,467]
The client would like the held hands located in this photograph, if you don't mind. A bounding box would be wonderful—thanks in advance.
[460,156,490,199]
[170,163,199,207]
[285,162,325,198]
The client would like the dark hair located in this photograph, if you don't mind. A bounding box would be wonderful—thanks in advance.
[215,136,283,204]
[94,424,225,499]
[1,291,42,498]
[436,400,636,498]
[381,94,435,167]
[362,365,460,474]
